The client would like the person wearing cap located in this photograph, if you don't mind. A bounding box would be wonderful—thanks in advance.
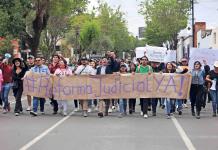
[136,56,153,119]
[75,57,96,117]
[26,55,35,111]
[206,61,218,117]
[0,54,13,114]
[179,58,190,108]
[150,61,163,116]
[12,57,28,116]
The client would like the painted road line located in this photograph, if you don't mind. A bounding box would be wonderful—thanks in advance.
[171,116,196,150]
[19,111,74,150]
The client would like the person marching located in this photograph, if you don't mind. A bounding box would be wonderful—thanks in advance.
[12,57,28,116]
[30,56,50,116]
[54,59,72,116]
[206,61,218,117]
[74,57,95,117]
[136,56,153,118]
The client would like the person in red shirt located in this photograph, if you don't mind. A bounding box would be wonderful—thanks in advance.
[0,56,13,113]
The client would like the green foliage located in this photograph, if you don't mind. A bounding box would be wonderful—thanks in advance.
[140,0,190,46]
[80,21,100,51]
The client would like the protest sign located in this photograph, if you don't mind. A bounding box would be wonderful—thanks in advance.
[135,46,167,62]
[189,48,218,69]
[23,72,192,100]
[23,72,53,98]
[164,50,176,62]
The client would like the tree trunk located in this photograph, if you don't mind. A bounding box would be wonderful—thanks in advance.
[26,0,50,57]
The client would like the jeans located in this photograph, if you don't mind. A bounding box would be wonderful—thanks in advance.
[165,98,175,114]
[33,97,45,112]
[119,99,127,114]
[1,83,11,110]
[176,99,183,112]
[210,90,218,113]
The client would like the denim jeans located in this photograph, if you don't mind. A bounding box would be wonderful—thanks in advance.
[33,97,45,112]
[1,83,12,110]
[176,99,183,112]
[119,99,127,114]
[165,98,175,114]
[210,90,218,113]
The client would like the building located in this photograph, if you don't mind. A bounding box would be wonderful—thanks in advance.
[138,27,145,39]
[197,27,218,49]
[177,22,207,61]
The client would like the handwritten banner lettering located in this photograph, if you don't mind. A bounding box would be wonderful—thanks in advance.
[23,72,192,100]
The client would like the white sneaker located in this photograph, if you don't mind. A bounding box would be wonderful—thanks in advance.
[88,108,92,113]
[108,108,112,113]
[112,106,116,110]
[74,108,79,112]
[40,111,45,115]
[143,114,148,118]
[15,113,19,116]
[184,104,188,108]
[63,112,67,116]
[140,111,143,116]
[26,107,31,111]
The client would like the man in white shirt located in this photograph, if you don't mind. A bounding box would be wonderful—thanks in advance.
[75,57,95,117]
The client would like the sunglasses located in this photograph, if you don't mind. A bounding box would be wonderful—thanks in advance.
[35,60,41,62]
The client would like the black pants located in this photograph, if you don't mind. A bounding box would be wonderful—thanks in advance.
[151,98,159,113]
[105,99,110,113]
[13,85,23,113]
[0,95,2,106]
[74,100,78,108]
[51,98,58,112]
[190,84,204,112]
[140,98,149,115]
[129,98,136,112]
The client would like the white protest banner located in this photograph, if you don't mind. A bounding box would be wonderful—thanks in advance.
[135,47,146,58]
[145,45,167,62]
[189,48,218,69]
[164,50,176,62]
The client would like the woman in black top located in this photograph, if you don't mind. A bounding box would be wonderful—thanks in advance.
[12,58,28,116]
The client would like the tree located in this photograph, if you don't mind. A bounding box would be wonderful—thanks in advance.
[97,3,132,53]
[80,21,100,54]
[0,0,88,56]
[140,0,190,49]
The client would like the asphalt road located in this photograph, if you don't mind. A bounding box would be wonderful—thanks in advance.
[0,96,218,150]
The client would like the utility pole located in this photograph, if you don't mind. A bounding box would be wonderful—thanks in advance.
[191,0,195,47]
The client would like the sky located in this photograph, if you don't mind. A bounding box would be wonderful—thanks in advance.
[89,0,218,36]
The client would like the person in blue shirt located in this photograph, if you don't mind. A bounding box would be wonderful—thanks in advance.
[30,56,50,116]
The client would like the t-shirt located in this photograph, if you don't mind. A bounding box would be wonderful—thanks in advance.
[208,70,218,88]
[136,65,153,74]
[75,65,96,75]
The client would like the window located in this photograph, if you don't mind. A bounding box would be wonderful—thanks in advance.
[214,32,216,44]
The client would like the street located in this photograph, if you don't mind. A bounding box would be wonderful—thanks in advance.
[1,97,218,150]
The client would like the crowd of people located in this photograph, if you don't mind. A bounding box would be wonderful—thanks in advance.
[0,51,218,119]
